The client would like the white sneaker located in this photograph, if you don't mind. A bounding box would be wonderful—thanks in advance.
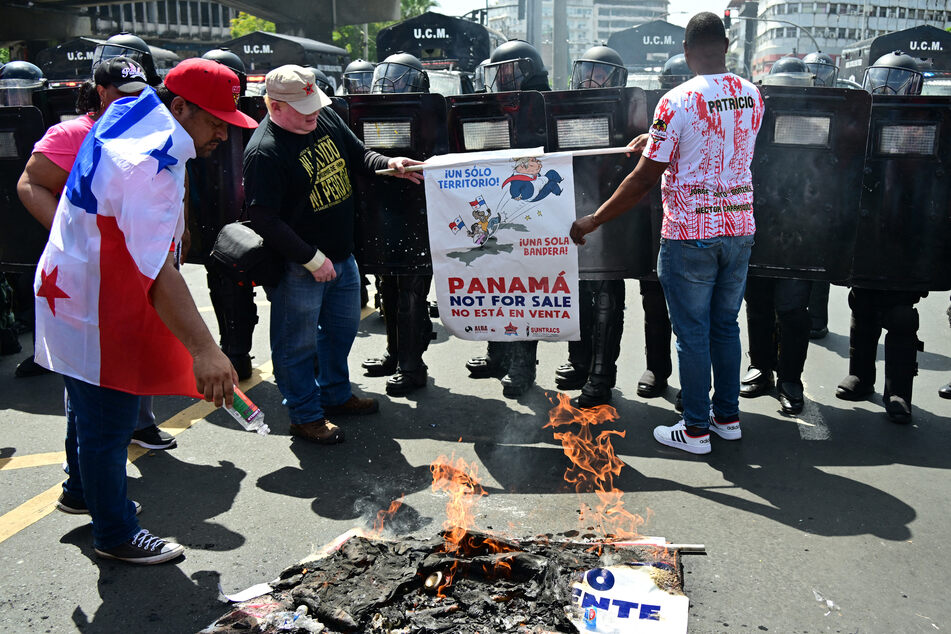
[708,408,742,440]
[653,420,711,455]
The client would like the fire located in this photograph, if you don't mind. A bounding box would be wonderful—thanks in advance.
[430,453,487,553]
[370,495,405,536]
[544,392,648,540]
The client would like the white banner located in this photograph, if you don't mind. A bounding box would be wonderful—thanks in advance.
[424,148,580,342]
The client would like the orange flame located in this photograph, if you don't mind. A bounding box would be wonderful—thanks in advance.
[370,495,405,536]
[544,392,647,540]
[430,453,487,552]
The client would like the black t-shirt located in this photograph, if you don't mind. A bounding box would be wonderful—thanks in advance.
[243,107,389,263]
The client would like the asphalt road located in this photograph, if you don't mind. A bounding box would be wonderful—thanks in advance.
[0,265,949,633]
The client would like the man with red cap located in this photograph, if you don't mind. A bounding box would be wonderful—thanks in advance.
[34,58,257,564]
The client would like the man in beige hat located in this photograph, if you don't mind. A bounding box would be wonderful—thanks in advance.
[243,64,422,445]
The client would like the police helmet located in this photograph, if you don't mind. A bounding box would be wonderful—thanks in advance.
[659,54,692,90]
[472,58,490,93]
[863,51,923,96]
[343,59,375,94]
[92,32,160,86]
[202,48,247,95]
[307,67,335,97]
[570,45,628,89]
[763,55,815,86]
[802,52,838,87]
[484,39,549,92]
[0,61,46,107]
[371,52,429,94]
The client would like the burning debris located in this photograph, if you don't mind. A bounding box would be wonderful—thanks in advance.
[205,396,697,633]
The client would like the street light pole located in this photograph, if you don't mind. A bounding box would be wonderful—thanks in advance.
[733,15,822,53]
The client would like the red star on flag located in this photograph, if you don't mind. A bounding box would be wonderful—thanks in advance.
[304,82,315,96]
[504,322,518,335]
[36,266,70,316]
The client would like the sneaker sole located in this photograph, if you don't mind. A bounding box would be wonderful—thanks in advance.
[653,428,712,455]
[94,544,184,565]
[709,424,742,441]
[57,500,143,515]
[129,438,178,450]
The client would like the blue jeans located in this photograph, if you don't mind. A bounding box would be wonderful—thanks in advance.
[268,256,361,425]
[658,236,754,428]
[63,376,141,550]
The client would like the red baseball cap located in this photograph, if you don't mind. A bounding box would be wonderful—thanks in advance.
[163,58,257,129]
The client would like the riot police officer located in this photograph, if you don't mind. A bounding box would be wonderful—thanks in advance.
[553,45,629,407]
[203,48,248,94]
[801,52,839,338]
[464,39,550,398]
[308,67,335,97]
[361,53,434,396]
[836,51,927,423]
[0,61,46,106]
[739,56,819,415]
[472,58,490,93]
[342,59,376,95]
[91,32,162,86]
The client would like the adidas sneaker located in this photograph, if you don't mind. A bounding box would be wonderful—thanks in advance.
[653,420,711,455]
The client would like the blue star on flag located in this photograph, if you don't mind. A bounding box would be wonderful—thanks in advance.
[147,135,178,174]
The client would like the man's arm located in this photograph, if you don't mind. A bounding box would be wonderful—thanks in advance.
[569,154,668,245]
[150,253,237,406]
[16,152,69,230]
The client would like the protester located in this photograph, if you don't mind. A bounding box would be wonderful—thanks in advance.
[34,58,257,564]
[570,12,764,455]
[243,65,421,445]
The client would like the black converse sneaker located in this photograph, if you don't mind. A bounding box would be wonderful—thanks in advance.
[130,425,177,450]
[94,529,184,565]
[653,420,712,455]
[57,492,141,515]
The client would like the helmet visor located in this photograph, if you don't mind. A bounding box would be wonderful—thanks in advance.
[806,63,838,87]
[93,44,147,70]
[570,61,627,89]
[483,58,534,92]
[473,66,486,92]
[0,83,41,106]
[343,70,373,94]
[371,62,425,94]
[865,67,922,95]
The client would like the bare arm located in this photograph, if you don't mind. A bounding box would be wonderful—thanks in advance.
[150,254,237,406]
[569,154,669,245]
[16,152,69,231]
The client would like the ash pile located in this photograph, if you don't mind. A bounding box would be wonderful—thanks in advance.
[205,530,685,633]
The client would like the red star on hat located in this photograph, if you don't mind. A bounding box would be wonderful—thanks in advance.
[503,322,518,335]
[304,82,315,96]
[36,266,70,316]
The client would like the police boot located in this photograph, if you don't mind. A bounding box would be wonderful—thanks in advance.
[640,280,670,397]
[207,265,258,381]
[881,305,921,424]
[836,291,880,401]
[363,275,399,377]
[555,281,594,390]
[467,341,511,378]
[579,281,624,408]
[502,341,538,398]
[387,276,433,396]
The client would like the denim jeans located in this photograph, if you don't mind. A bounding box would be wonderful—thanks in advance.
[658,235,754,428]
[63,376,141,550]
[268,256,361,425]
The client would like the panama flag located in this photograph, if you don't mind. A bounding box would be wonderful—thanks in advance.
[34,88,201,397]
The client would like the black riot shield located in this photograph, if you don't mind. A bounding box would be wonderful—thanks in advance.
[542,87,652,280]
[0,106,48,272]
[33,86,82,129]
[850,95,951,291]
[446,91,548,153]
[347,93,448,275]
[749,86,871,282]
[644,89,667,276]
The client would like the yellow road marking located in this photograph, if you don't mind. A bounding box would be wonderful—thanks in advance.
[0,452,67,471]
[0,362,274,546]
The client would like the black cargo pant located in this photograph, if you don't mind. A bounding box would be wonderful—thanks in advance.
[745,277,811,385]
[377,274,433,373]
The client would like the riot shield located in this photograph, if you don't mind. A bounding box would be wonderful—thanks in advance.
[347,93,448,275]
[446,91,548,153]
[0,106,48,272]
[644,89,667,277]
[185,127,245,265]
[749,86,871,282]
[542,87,652,280]
[33,86,81,129]
[850,95,951,291]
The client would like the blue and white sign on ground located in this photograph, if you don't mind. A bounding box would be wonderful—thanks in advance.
[569,566,689,633]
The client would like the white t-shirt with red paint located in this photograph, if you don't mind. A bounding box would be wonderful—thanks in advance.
[643,73,764,240]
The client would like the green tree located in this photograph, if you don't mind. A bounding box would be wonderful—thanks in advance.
[0,49,9,64]
[332,0,437,60]
[230,12,276,39]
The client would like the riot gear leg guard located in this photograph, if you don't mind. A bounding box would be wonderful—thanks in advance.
[467,341,511,378]
[501,340,538,398]
[808,281,830,338]
[881,300,920,422]
[386,275,434,396]
[207,265,258,381]
[363,275,399,377]
[555,280,594,390]
[579,280,625,408]
[836,288,880,401]
[774,279,811,415]
[638,280,671,398]
[740,277,777,398]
